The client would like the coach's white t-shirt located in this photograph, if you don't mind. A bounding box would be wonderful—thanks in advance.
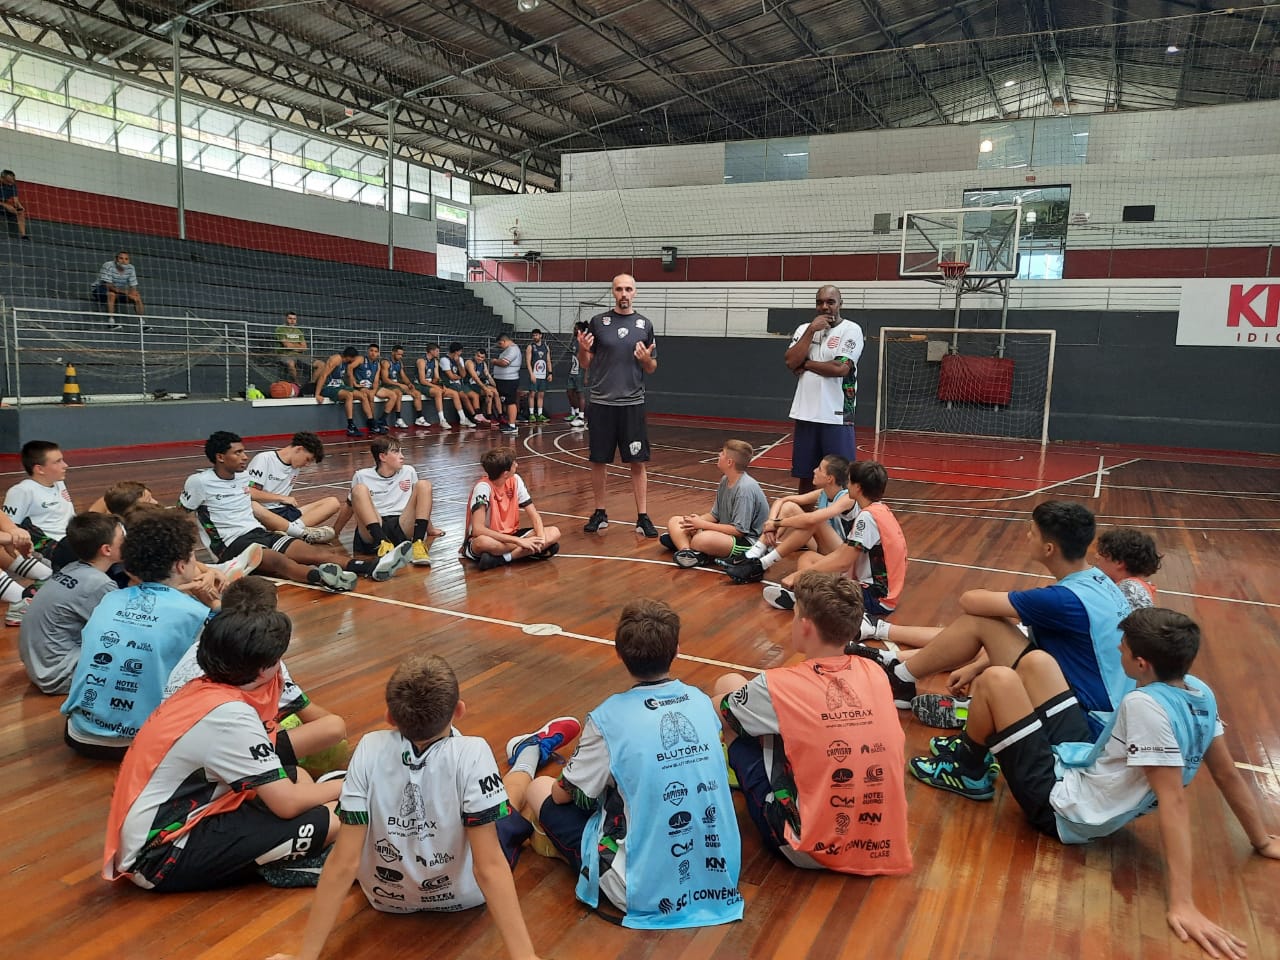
[787,318,864,424]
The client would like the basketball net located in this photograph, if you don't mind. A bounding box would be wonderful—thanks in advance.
[939,260,969,295]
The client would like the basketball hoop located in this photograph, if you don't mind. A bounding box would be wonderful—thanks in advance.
[939,260,969,294]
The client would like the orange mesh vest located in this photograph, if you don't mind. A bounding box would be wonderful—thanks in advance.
[865,501,907,609]
[765,655,912,875]
[103,673,283,881]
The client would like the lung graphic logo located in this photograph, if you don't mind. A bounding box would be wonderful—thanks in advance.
[400,783,427,821]
[126,590,156,616]
[660,711,699,750]
[825,677,862,710]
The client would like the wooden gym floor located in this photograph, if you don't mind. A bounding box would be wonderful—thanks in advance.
[2,416,1278,960]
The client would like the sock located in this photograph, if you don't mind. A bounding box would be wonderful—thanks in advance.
[744,541,766,560]
[287,519,307,537]
[894,662,917,684]
[510,739,540,778]
[874,620,892,642]
[346,558,375,576]
[366,522,385,545]
[759,549,781,570]
[413,519,428,541]
[537,407,543,416]
[0,572,25,604]
[502,552,513,563]
[954,731,990,777]
[7,554,51,581]
[347,418,356,428]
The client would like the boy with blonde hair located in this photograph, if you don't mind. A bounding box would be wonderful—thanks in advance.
[661,439,768,569]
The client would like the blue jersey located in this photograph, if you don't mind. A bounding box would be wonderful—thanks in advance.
[61,583,212,745]
[352,358,378,387]
[529,342,551,379]
[385,359,404,384]
[419,357,438,384]
[577,681,743,929]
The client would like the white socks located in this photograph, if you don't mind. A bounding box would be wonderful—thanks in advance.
[287,519,307,537]
[894,661,916,683]
[0,572,26,603]
[759,549,781,570]
[744,541,766,560]
[7,554,51,581]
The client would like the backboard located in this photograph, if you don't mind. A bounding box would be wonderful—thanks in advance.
[899,204,1023,281]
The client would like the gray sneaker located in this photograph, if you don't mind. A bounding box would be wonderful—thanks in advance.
[301,525,336,544]
[316,562,356,592]
[371,540,413,581]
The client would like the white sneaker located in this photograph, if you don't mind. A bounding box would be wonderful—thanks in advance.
[475,414,489,424]
[5,595,31,626]
[302,525,336,544]
[221,542,264,582]
[414,417,429,426]
[371,540,413,581]
[394,419,409,428]
[762,584,796,611]
[462,419,478,428]
[438,418,453,430]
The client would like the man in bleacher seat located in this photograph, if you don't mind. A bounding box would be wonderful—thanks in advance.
[92,251,144,318]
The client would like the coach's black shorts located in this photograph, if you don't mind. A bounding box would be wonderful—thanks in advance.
[988,690,1093,838]
[218,528,296,563]
[587,403,649,463]
[496,378,519,405]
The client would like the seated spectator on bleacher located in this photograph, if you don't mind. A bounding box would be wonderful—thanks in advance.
[275,312,316,386]
[91,251,144,319]
[0,169,30,240]
[18,513,124,695]
[60,512,216,761]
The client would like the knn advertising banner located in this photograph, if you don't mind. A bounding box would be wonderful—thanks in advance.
[1178,278,1280,347]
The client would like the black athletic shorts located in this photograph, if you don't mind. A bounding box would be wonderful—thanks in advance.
[587,403,650,463]
[496,378,519,405]
[988,690,1093,838]
[352,514,407,554]
[147,795,332,892]
[218,528,296,563]
[269,504,303,523]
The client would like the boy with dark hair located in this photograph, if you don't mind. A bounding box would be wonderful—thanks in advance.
[314,346,375,437]
[857,501,1133,735]
[714,571,912,876]
[465,347,499,426]
[908,607,1280,958]
[461,447,561,570]
[1095,527,1162,610]
[103,610,343,891]
[564,322,588,425]
[164,576,348,774]
[61,512,214,759]
[91,480,157,515]
[761,460,907,625]
[525,329,552,422]
[246,432,340,544]
[266,653,554,960]
[519,599,744,929]
[661,439,768,569]
[415,343,464,429]
[347,436,437,569]
[721,453,852,583]
[382,344,430,429]
[181,431,373,593]
[19,512,123,694]
[440,342,480,427]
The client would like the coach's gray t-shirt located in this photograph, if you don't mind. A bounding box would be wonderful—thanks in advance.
[710,472,769,541]
[493,344,521,381]
[18,561,118,695]
[586,310,656,406]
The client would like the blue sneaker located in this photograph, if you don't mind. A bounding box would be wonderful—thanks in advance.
[506,716,582,768]
[908,753,998,800]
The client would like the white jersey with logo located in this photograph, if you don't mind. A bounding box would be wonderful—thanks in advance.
[338,729,510,914]
[245,451,299,509]
[3,477,74,539]
[787,318,864,424]
[163,645,305,714]
[352,465,417,516]
[178,469,259,553]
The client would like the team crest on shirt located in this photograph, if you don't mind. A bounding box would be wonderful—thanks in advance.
[826,335,841,349]
[60,488,72,502]
[601,317,611,326]
[399,478,412,492]
[400,783,427,820]
[617,328,630,338]
[636,318,646,328]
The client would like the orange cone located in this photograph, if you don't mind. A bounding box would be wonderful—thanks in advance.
[61,362,84,405]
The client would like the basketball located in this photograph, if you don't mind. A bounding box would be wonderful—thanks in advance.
[269,381,301,398]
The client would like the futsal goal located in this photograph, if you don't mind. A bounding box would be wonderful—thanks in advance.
[874,327,1056,445]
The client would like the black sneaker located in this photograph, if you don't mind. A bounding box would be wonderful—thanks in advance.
[635,513,659,539]
[722,557,765,583]
[529,543,560,561]
[673,549,705,569]
[658,533,676,552]
[583,509,608,534]
[477,552,506,571]
[847,643,916,708]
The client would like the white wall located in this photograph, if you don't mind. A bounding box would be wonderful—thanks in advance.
[474,101,1280,259]
[0,127,437,254]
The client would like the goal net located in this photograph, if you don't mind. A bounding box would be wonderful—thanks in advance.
[875,327,1056,445]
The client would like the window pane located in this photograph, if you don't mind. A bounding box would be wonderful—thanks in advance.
[452,177,470,204]
[391,186,408,215]
[431,170,451,197]
[303,169,337,194]
[198,107,239,137]
[201,143,239,172]
[303,137,335,163]
[331,177,362,201]
[14,99,70,134]
[407,164,431,192]
[238,153,273,184]
[118,123,161,156]
[68,111,116,146]
[116,85,165,117]
[237,118,272,147]
[12,54,68,92]
[359,184,386,209]
[724,140,765,184]
[271,130,306,157]
[67,72,115,104]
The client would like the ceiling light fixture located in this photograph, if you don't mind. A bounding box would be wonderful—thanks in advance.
[517,0,540,11]
[1003,79,1015,88]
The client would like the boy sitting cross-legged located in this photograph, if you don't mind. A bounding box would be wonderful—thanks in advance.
[266,653,554,960]
[461,447,560,571]
[516,599,744,929]
[660,439,769,569]
[908,607,1280,959]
